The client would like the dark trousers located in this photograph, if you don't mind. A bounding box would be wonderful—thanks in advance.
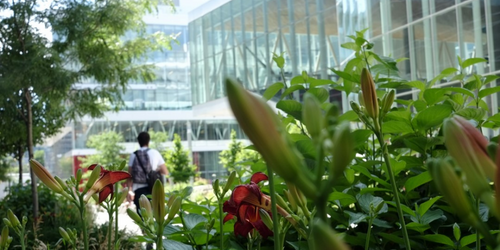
[133,187,151,217]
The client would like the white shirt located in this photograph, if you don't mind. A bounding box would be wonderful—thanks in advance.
[128,147,165,191]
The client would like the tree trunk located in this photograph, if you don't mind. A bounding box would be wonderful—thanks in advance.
[18,143,24,184]
[25,89,39,226]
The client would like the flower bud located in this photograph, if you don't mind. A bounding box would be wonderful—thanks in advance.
[2,219,11,228]
[360,68,379,120]
[127,208,143,225]
[381,90,395,115]
[167,194,177,208]
[7,210,19,228]
[30,159,63,193]
[258,209,274,230]
[85,165,102,192]
[151,180,165,224]
[428,159,481,225]
[76,168,83,183]
[303,93,324,141]
[222,171,236,195]
[54,176,67,192]
[166,197,181,224]
[309,218,350,250]
[139,195,153,220]
[350,101,362,114]
[212,179,220,195]
[0,226,9,248]
[226,78,316,199]
[330,122,354,180]
[302,71,309,82]
[444,116,495,206]
[117,187,129,205]
[59,227,71,243]
[275,193,292,213]
[284,190,297,212]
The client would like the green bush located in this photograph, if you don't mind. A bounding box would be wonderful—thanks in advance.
[0,181,93,248]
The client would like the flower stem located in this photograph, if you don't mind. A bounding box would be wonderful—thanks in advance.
[156,221,164,250]
[107,203,113,250]
[476,198,481,250]
[375,132,411,250]
[266,166,281,250]
[19,227,26,250]
[365,217,373,250]
[218,199,224,250]
[114,184,119,249]
[78,195,89,250]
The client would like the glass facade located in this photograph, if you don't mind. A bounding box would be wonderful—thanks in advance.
[74,119,246,148]
[189,0,500,106]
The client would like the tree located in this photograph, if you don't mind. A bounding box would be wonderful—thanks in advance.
[149,129,168,152]
[79,131,125,168]
[165,134,196,183]
[219,130,259,174]
[0,0,174,222]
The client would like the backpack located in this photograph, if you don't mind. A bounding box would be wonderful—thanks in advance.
[133,149,164,191]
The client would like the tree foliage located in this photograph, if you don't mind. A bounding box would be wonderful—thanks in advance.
[219,130,259,173]
[149,129,168,152]
[79,131,125,168]
[165,134,196,183]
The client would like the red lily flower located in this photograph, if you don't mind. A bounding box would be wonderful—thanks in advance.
[223,172,289,238]
[85,164,131,203]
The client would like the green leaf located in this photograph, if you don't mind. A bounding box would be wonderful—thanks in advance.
[419,196,442,216]
[262,82,284,100]
[484,75,500,85]
[386,201,416,216]
[419,209,444,224]
[287,241,309,250]
[183,213,207,230]
[406,222,431,233]
[461,57,487,69]
[416,234,454,247]
[331,68,356,82]
[339,110,359,122]
[460,234,478,247]
[351,165,390,188]
[163,239,192,250]
[415,105,452,130]
[379,233,405,245]
[281,85,304,99]
[352,130,373,148]
[404,81,426,92]
[344,211,368,225]
[307,88,329,103]
[455,107,486,121]
[382,121,413,134]
[309,78,335,88]
[444,87,475,98]
[329,192,356,206]
[479,86,500,98]
[404,171,432,193]
[440,67,459,75]
[423,89,447,106]
[290,76,306,85]
[385,110,412,122]
[341,42,360,51]
[357,193,388,214]
[276,100,302,120]
[413,100,427,112]
[453,223,460,241]
[295,140,316,159]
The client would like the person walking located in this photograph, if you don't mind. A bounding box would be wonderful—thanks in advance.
[126,131,168,214]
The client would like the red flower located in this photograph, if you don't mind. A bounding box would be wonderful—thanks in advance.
[85,164,131,203]
[223,172,288,238]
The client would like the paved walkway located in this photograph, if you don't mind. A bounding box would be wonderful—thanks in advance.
[93,202,142,235]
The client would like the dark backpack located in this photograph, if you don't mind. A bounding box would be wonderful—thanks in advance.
[133,149,164,190]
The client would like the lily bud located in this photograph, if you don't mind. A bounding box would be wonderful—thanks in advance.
[7,210,19,228]
[226,78,316,199]
[350,101,362,114]
[309,218,350,250]
[303,93,324,141]
[428,159,481,226]
[284,190,298,212]
[76,168,83,183]
[330,122,354,180]
[275,193,292,213]
[54,176,67,192]
[222,171,236,195]
[0,226,9,248]
[127,208,143,225]
[444,116,495,206]
[381,90,395,115]
[167,194,177,208]
[30,159,63,194]
[212,179,220,195]
[2,219,11,228]
[59,227,71,243]
[85,165,102,192]
[117,187,129,204]
[258,209,274,230]
[139,195,153,220]
[360,68,379,120]
[166,197,181,224]
[151,180,165,224]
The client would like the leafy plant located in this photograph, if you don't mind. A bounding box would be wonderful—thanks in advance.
[165,134,197,183]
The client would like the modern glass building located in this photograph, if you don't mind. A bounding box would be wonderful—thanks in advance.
[189,0,500,111]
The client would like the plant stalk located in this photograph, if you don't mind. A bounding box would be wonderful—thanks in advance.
[266,166,281,250]
[114,184,119,249]
[375,132,411,250]
[365,217,373,250]
[218,199,225,250]
[107,202,113,250]
[78,196,89,250]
